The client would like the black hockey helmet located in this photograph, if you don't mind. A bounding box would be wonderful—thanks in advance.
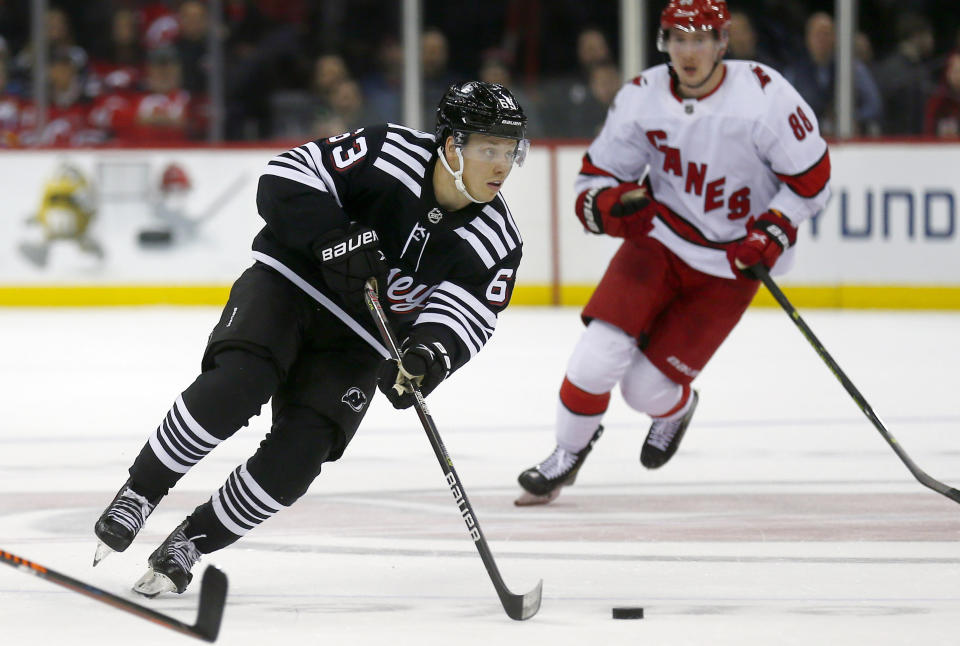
[435,81,528,145]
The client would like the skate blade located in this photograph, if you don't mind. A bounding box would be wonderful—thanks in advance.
[514,487,562,507]
[92,541,114,567]
[133,569,178,598]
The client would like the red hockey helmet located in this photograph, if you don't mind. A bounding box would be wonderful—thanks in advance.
[658,0,730,51]
[160,163,191,193]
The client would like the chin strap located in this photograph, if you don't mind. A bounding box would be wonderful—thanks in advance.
[437,146,483,204]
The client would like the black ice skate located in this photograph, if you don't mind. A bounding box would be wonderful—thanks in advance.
[640,390,699,469]
[133,521,204,597]
[515,426,604,506]
[93,481,161,566]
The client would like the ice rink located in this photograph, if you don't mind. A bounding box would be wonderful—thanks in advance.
[2,304,959,645]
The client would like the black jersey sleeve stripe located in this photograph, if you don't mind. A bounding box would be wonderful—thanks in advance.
[435,281,497,326]
[381,141,427,177]
[427,293,493,342]
[388,122,435,141]
[484,202,522,246]
[430,284,497,335]
[286,146,317,173]
[264,142,343,204]
[416,281,498,357]
[281,148,311,167]
[484,200,523,245]
[303,141,343,204]
[470,216,509,257]
[417,311,483,356]
[421,302,487,350]
[268,156,319,180]
[386,130,433,161]
[454,226,497,268]
[373,157,422,197]
[262,162,331,195]
[279,149,320,175]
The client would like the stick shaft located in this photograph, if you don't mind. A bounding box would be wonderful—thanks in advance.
[0,549,223,641]
[754,266,960,503]
[363,281,541,620]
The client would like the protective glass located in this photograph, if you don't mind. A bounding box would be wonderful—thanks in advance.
[454,132,530,167]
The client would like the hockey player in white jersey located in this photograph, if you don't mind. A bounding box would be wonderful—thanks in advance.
[516,0,831,505]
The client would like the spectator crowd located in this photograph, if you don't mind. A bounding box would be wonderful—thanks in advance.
[0,0,959,147]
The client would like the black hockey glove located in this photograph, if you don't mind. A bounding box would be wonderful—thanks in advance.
[313,223,388,312]
[377,336,451,409]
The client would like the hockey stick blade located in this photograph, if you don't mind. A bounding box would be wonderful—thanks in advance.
[0,549,228,642]
[364,280,543,620]
[501,578,543,620]
[752,265,960,505]
[192,566,229,641]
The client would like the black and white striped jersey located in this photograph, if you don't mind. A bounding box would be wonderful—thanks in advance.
[253,123,523,373]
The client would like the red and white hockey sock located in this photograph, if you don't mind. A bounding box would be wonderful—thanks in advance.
[621,351,692,418]
[650,384,692,422]
[556,377,609,452]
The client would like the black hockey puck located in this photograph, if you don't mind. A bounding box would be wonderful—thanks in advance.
[138,229,174,246]
[612,607,644,619]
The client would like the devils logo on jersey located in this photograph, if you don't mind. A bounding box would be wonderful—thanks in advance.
[341,387,368,412]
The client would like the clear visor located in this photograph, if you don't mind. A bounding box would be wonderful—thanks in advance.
[453,131,530,167]
[657,25,721,53]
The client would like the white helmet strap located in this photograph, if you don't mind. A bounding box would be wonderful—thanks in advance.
[437,145,484,204]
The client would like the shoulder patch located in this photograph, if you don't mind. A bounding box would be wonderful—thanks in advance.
[751,65,772,90]
[631,75,646,86]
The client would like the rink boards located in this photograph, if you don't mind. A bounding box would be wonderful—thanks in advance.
[0,141,958,308]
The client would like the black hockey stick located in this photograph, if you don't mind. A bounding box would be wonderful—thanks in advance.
[752,265,960,504]
[363,280,543,620]
[0,548,227,642]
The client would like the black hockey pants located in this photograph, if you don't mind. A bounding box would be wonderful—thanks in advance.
[127,262,382,552]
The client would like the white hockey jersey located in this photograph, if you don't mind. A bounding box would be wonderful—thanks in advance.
[575,61,831,278]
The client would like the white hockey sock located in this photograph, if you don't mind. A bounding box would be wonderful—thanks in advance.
[651,387,693,421]
[621,352,689,417]
[556,400,604,453]
[554,320,637,452]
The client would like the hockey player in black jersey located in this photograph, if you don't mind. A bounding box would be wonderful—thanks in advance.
[93,81,529,597]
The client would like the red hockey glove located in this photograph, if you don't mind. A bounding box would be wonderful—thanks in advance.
[377,335,451,409]
[575,182,657,239]
[727,210,797,278]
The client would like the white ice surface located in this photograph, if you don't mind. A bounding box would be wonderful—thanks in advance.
[1,305,959,645]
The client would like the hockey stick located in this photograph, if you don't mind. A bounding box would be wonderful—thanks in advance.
[0,548,227,642]
[363,280,543,620]
[751,265,960,504]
